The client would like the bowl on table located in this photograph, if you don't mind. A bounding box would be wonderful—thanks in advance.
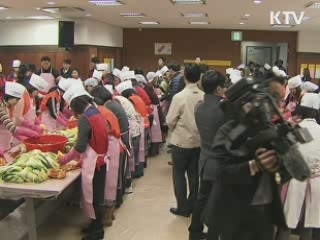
[23,135,68,153]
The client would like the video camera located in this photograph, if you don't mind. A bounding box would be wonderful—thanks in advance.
[221,77,312,181]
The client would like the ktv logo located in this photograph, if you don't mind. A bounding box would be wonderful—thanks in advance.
[270,11,305,25]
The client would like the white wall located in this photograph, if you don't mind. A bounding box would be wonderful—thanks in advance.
[298,31,320,53]
[0,19,123,47]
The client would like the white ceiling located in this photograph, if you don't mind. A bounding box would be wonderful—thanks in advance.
[0,0,319,31]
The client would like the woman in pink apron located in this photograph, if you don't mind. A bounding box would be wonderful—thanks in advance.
[0,82,39,151]
[60,87,109,240]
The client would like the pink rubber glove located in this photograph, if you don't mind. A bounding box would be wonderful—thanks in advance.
[0,147,4,157]
[35,118,41,126]
[13,127,40,141]
[59,148,81,165]
[21,119,43,134]
[59,113,68,121]
[56,116,67,127]
[283,111,292,120]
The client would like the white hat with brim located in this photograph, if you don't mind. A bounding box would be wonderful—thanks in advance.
[273,66,287,78]
[229,69,243,84]
[115,80,133,94]
[155,71,162,77]
[63,85,92,104]
[112,68,121,79]
[146,72,157,82]
[288,75,302,89]
[29,74,49,93]
[120,71,135,82]
[12,60,21,68]
[237,64,245,69]
[104,84,113,94]
[302,81,319,93]
[96,64,109,72]
[300,93,320,110]
[122,66,130,72]
[264,63,271,70]
[84,78,99,88]
[93,70,103,80]
[5,82,25,98]
[58,78,83,92]
[135,74,147,84]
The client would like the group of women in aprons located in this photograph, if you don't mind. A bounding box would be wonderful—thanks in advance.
[0,59,165,240]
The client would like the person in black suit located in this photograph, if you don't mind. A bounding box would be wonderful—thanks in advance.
[60,59,72,78]
[202,72,289,240]
[188,70,227,240]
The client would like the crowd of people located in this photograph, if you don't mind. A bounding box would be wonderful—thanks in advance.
[1,55,320,240]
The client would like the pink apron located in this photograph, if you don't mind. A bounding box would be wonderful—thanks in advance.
[0,123,12,151]
[139,117,145,163]
[40,69,56,93]
[151,104,163,143]
[105,136,120,201]
[128,120,135,172]
[81,145,108,219]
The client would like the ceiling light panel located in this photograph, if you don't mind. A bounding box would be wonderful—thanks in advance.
[88,0,124,6]
[121,13,145,17]
[0,6,8,10]
[182,13,208,17]
[253,0,262,4]
[28,16,55,20]
[139,21,159,25]
[171,0,206,5]
[306,2,320,8]
[189,21,209,24]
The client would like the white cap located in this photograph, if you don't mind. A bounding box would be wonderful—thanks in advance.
[237,64,245,69]
[29,74,49,93]
[58,78,83,92]
[84,78,99,88]
[122,66,130,72]
[300,93,320,110]
[112,68,121,78]
[93,70,103,80]
[12,60,21,68]
[63,85,92,104]
[272,66,287,77]
[146,72,157,82]
[264,63,271,70]
[120,71,135,82]
[5,82,25,98]
[96,63,109,72]
[302,81,319,93]
[159,66,169,75]
[135,74,147,84]
[288,75,302,89]
[104,84,113,94]
[229,69,242,84]
[226,68,234,75]
[115,80,133,94]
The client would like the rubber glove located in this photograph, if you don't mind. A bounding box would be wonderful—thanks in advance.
[59,113,68,122]
[0,147,4,157]
[59,148,81,165]
[35,118,41,126]
[13,127,40,141]
[56,116,67,127]
[21,119,43,134]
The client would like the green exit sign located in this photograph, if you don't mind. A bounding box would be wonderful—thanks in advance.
[231,31,243,41]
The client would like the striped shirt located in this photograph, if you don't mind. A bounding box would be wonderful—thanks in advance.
[0,100,17,133]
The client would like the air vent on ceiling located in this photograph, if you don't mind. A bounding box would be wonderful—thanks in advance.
[41,6,85,14]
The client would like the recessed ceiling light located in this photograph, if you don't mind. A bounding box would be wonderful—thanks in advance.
[85,13,92,17]
[47,1,56,5]
[244,13,250,17]
[182,13,208,17]
[120,13,145,18]
[88,0,123,6]
[239,22,245,25]
[171,0,206,5]
[0,6,8,10]
[253,0,262,4]
[6,16,12,19]
[306,2,320,8]
[189,21,210,25]
[139,21,159,25]
[34,7,41,10]
[28,16,55,20]
[42,7,59,13]
[271,24,294,28]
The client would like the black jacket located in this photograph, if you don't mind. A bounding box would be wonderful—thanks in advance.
[60,68,72,79]
[202,120,287,234]
[195,94,225,175]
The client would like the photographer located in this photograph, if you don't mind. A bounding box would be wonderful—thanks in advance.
[203,71,289,240]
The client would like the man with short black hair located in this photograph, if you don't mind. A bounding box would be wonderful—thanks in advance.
[35,56,60,91]
[157,57,166,70]
[61,59,72,78]
[89,57,100,77]
[189,70,226,240]
[167,63,185,102]
[167,65,204,218]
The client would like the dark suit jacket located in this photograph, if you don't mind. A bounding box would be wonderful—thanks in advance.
[195,94,225,175]
[203,120,287,234]
[60,68,72,79]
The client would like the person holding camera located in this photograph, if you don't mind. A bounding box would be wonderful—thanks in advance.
[203,72,289,240]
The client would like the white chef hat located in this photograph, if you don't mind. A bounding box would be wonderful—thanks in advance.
[237,64,245,69]
[146,72,157,82]
[301,81,319,93]
[5,82,25,98]
[112,68,122,79]
[135,74,147,84]
[93,70,103,80]
[122,66,130,72]
[159,66,169,75]
[272,66,287,78]
[229,69,243,84]
[63,85,92,104]
[288,75,302,89]
[84,78,99,88]
[264,63,271,70]
[58,78,83,92]
[104,84,114,94]
[12,60,21,68]
[226,68,234,75]
[29,74,49,93]
[300,93,320,110]
[115,80,133,94]
[120,71,135,82]
[96,63,109,72]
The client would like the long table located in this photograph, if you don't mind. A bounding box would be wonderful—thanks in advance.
[0,147,81,240]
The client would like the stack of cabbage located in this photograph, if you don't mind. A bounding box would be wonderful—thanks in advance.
[53,128,78,152]
[0,150,59,184]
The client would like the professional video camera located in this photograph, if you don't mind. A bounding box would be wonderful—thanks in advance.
[221,77,312,181]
